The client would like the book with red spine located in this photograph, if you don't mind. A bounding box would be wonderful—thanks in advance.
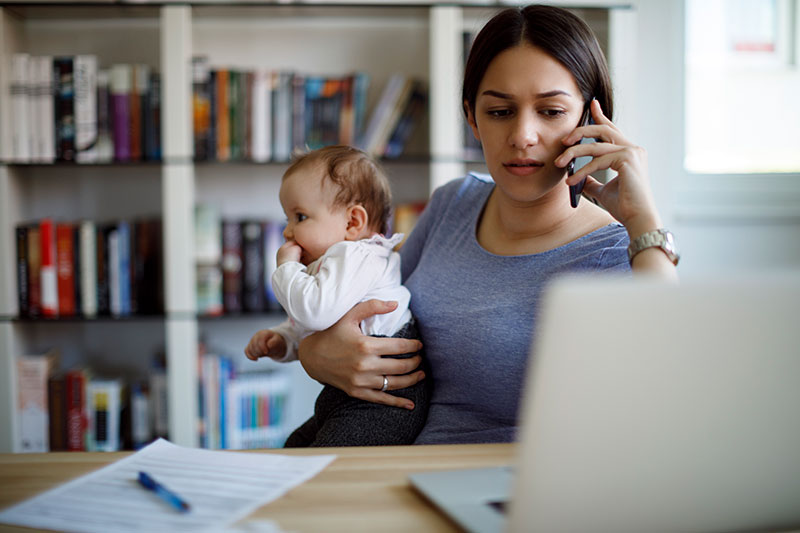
[39,218,58,317]
[56,222,76,316]
[65,368,88,451]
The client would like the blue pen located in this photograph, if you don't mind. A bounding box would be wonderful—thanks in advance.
[137,471,191,513]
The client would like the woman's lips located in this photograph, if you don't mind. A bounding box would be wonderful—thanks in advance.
[503,159,544,176]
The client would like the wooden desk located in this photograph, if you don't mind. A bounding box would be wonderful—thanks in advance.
[0,443,514,532]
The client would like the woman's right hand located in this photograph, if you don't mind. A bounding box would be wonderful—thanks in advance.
[297,299,425,410]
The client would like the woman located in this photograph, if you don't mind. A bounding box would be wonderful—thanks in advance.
[291,5,678,444]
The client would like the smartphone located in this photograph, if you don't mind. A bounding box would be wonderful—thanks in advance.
[567,105,594,208]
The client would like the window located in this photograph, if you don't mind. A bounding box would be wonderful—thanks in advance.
[685,0,800,174]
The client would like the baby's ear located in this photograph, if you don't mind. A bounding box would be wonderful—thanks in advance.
[345,205,369,239]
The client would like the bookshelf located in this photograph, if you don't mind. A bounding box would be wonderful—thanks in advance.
[0,1,631,453]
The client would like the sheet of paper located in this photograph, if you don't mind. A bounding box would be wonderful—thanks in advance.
[0,438,335,533]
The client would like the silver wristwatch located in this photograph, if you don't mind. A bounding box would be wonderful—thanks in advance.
[627,229,680,266]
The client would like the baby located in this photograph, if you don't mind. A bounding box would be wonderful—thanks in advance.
[245,145,428,447]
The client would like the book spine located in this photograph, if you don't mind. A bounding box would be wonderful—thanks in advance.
[72,224,82,316]
[117,221,131,316]
[95,70,114,162]
[65,370,87,451]
[37,56,56,163]
[26,224,42,317]
[144,72,161,161]
[133,219,162,315]
[244,71,253,161]
[130,382,151,449]
[129,65,149,161]
[216,69,230,162]
[339,74,355,146]
[28,55,41,162]
[263,221,283,309]
[74,55,98,163]
[87,380,121,452]
[273,71,292,162]
[241,221,265,312]
[221,220,243,314]
[192,56,211,161]
[228,70,241,160]
[291,73,306,152]
[108,226,120,316]
[197,264,223,316]
[39,218,58,317]
[110,64,132,162]
[17,354,55,452]
[251,69,271,163]
[16,226,29,317]
[48,375,67,451]
[53,56,75,162]
[208,70,217,161]
[96,224,110,315]
[10,53,31,162]
[56,222,76,316]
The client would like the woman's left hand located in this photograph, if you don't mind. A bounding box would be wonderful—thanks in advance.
[557,99,662,236]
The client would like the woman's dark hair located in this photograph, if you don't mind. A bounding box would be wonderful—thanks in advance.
[462,4,613,121]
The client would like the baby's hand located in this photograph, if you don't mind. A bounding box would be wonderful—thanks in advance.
[244,330,288,361]
[276,240,302,266]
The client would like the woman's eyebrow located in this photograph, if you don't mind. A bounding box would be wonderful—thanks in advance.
[480,89,573,99]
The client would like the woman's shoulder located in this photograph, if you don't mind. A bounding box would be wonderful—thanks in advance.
[429,172,494,212]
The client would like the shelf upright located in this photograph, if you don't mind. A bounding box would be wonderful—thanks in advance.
[428,5,465,194]
[161,4,199,448]
[0,6,25,453]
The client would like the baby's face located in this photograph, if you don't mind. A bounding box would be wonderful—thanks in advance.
[278,165,350,266]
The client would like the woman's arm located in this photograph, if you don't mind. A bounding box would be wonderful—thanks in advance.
[559,99,678,280]
[297,299,424,409]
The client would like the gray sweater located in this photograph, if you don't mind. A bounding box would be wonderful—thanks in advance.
[401,174,630,444]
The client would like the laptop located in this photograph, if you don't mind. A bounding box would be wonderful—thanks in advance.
[409,274,800,533]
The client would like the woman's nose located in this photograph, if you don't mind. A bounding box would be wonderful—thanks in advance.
[509,111,539,149]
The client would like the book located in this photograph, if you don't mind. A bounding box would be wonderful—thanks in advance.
[263,221,283,310]
[272,71,293,162]
[56,222,77,317]
[16,226,29,317]
[241,221,265,312]
[72,224,82,315]
[65,368,89,451]
[37,55,56,163]
[207,69,217,161]
[192,57,211,161]
[221,220,243,314]
[53,57,75,162]
[10,53,31,162]
[372,77,415,156]
[95,70,114,162]
[197,264,223,316]
[149,368,168,439]
[251,68,272,163]
[130,64,150,161]
[79,220,98,317]
[225,370,290,450]
[291,72,306,152]
[215,69,230,162]
[117,221,132,316]
[86,378,122,452]
[74,54,98,163]
[130,382,152,449]
[133,219,163,315]
[144,72,161,161]
[108,225,120,316]
[359,73,410,156]
[384,79,427,159]
[17,351,58,452]
[47,373,67,451]
[39,218,58,318]
[26,224,42,317]
[96,223,112,316]
[110,64,132,162]
[195,204,221,264]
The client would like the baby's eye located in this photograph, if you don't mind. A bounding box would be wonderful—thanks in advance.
[296,213,308,222]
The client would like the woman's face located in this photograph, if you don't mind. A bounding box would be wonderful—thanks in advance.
[467,44,585,205]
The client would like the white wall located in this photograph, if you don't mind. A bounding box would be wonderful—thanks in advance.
[633,0,800,277]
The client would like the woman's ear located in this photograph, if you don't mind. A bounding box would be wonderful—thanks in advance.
[345,205,369,239]
[464,100,480,141]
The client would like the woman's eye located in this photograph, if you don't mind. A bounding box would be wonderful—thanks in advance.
[541,109,566,118]
[487,108,513,118]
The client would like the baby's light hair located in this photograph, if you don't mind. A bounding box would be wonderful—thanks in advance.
[283,145,393,235]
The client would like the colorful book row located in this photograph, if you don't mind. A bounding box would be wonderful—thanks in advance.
[9,53,160,164]
[16,350,164,453]
[199,352,290,450]
[192,57,426,162]
[195,206,284,316]
[15,218,163,319]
